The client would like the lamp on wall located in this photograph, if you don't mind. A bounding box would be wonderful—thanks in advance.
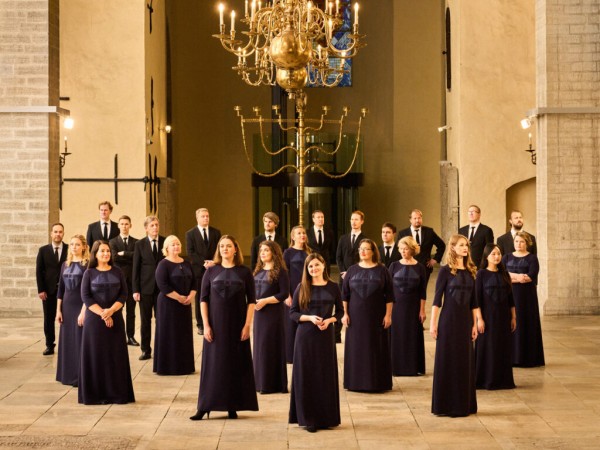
[520,115,537,129]
[438,125,451,132]
[159,125,172,133]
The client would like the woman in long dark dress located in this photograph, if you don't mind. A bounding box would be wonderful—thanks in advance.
[389,236,427,376]
[79,241,135,405]
[282,226,311,363]
[289,253,342,433]
[190,235,258,420]
[154,235,196,376]
[503,231,545,368]
[55,234,89,386]
[342,239,393,392]
[430,234,479,417]
[475,243,516,390]
[253,240,290,393]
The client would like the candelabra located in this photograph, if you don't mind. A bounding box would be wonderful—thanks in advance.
[214,0,367,226]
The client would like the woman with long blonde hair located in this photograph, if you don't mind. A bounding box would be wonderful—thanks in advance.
[55,234,89,386]
[430,234,479,417]
[289,253,342,433]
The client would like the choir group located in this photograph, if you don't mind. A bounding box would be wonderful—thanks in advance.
[35,202,545,432]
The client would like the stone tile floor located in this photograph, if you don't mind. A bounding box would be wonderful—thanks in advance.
[0,314,599,449]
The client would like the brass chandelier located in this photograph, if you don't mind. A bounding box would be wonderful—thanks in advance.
[214,0,367,226]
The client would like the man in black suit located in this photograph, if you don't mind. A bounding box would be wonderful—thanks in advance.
[250,212,287,268]
[335,210,366,343]
[185,208,221,335]
[109,215,139,346]
[35,223,67,355]
[458,205,494,267]
[379,222,401,268]
[396,209,445,287]
[307,210,336,272]
[497,210,537,256]
[132,216,165,360]
[86,200,119,249]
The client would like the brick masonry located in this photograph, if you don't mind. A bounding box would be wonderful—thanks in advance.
[536,0,600,314]
[0,0,59,316]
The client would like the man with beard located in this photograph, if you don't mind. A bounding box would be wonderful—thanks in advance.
[497,210,537,256]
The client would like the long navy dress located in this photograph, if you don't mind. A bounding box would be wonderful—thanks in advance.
[503,253,545,367]
[475,269,516,389]
[154,259,195,375]
[197,265,258,413]
[289,281,343,429]
[253,268,290,393]
[389,261,427,376]
[283,248,307,363]
[342,264,394,391]
[79,267,135,405]
[431,266,477,417]
[56,261,85,386]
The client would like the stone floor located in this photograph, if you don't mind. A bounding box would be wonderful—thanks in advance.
[1,312,600,449]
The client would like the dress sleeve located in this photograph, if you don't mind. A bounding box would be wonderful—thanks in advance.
[526,254,540,284]
[433,266,448,308]
[289,285,302,323]
[245,267,257,304]
[57,263,66,299]
[382,266,394,303]
[331,282,344,321]
[475,271,485,315]
[81,269,95,308]
[418,264,427,300]
[341,265,352,301]
[200,266,212,303]
[470,274,478,310]
[155,260,173,295]
[274,270,290,302]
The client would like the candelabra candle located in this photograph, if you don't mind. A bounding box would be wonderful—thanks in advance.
[231,10,236,32]
[219,3,224,26]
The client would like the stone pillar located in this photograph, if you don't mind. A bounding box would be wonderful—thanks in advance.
[536,0,600,314]
[0,0,60,316]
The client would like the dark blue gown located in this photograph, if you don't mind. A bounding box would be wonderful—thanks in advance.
[253,268,290,393]
[56,261,85,386]
[342,264,394,391]
[197,265,258,412]
[289,281,343,428]
[283,248,308,363]
[475,269,516,389]
[503,253,545,367]
[389,261,427,376]
[431,266,477,417]
[79,267,135,405]
[154,259,195,375]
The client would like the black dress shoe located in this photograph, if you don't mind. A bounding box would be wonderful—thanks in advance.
[42,346,54,356]
[228,411,238,419]
[127,337,140,346]
[189,410,210,421]
[306,425,317,433]
[197,327,204,335]
[139,352,151,360]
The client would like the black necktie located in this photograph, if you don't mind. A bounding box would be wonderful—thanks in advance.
[103,222,108,240]
[267,235,272,241]
[123,237,128,247]
[415,230,420,244]
[385,246,391,259]
[351,234,356,246]
[202,228,208,246]
[318,229,323,246]
[152,239,158,258]
[469,227,475,241]
[54,246,59,262]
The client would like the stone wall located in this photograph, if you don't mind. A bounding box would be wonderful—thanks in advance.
[536,0,600,314]
[0,0,59,316]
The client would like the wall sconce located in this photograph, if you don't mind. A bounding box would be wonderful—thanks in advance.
[438,125,452,132]
[520,115,537,129]
[159,125,172,134]
[64,117,74,129]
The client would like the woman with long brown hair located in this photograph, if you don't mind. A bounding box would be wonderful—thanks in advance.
[430,234,479,417]
[253,240,290,393]
[289,253,342,433]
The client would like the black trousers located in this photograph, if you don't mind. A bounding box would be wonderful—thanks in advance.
[42,294,57,347]
[124,278,136,339]
[194,278,204,329]
[139,292,158,354]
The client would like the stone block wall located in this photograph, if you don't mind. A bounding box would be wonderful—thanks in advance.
[536,0,600,314]
[0,0,59,316]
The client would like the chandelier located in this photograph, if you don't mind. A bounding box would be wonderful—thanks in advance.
[213,0,367,226]
[214,0,365,91]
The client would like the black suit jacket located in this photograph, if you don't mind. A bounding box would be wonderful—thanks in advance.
[379,243,401,268]
[396,226,445,271]
[36,243,68,296]
[132,235,166,295]
[109,235,138,281]
[185,226,221,279]
[86,220,119,249]
[251,233,288,269]
[307,227,336,265]
[336,232,366,273]
[459,223,494,267]
[497,231,537,257]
